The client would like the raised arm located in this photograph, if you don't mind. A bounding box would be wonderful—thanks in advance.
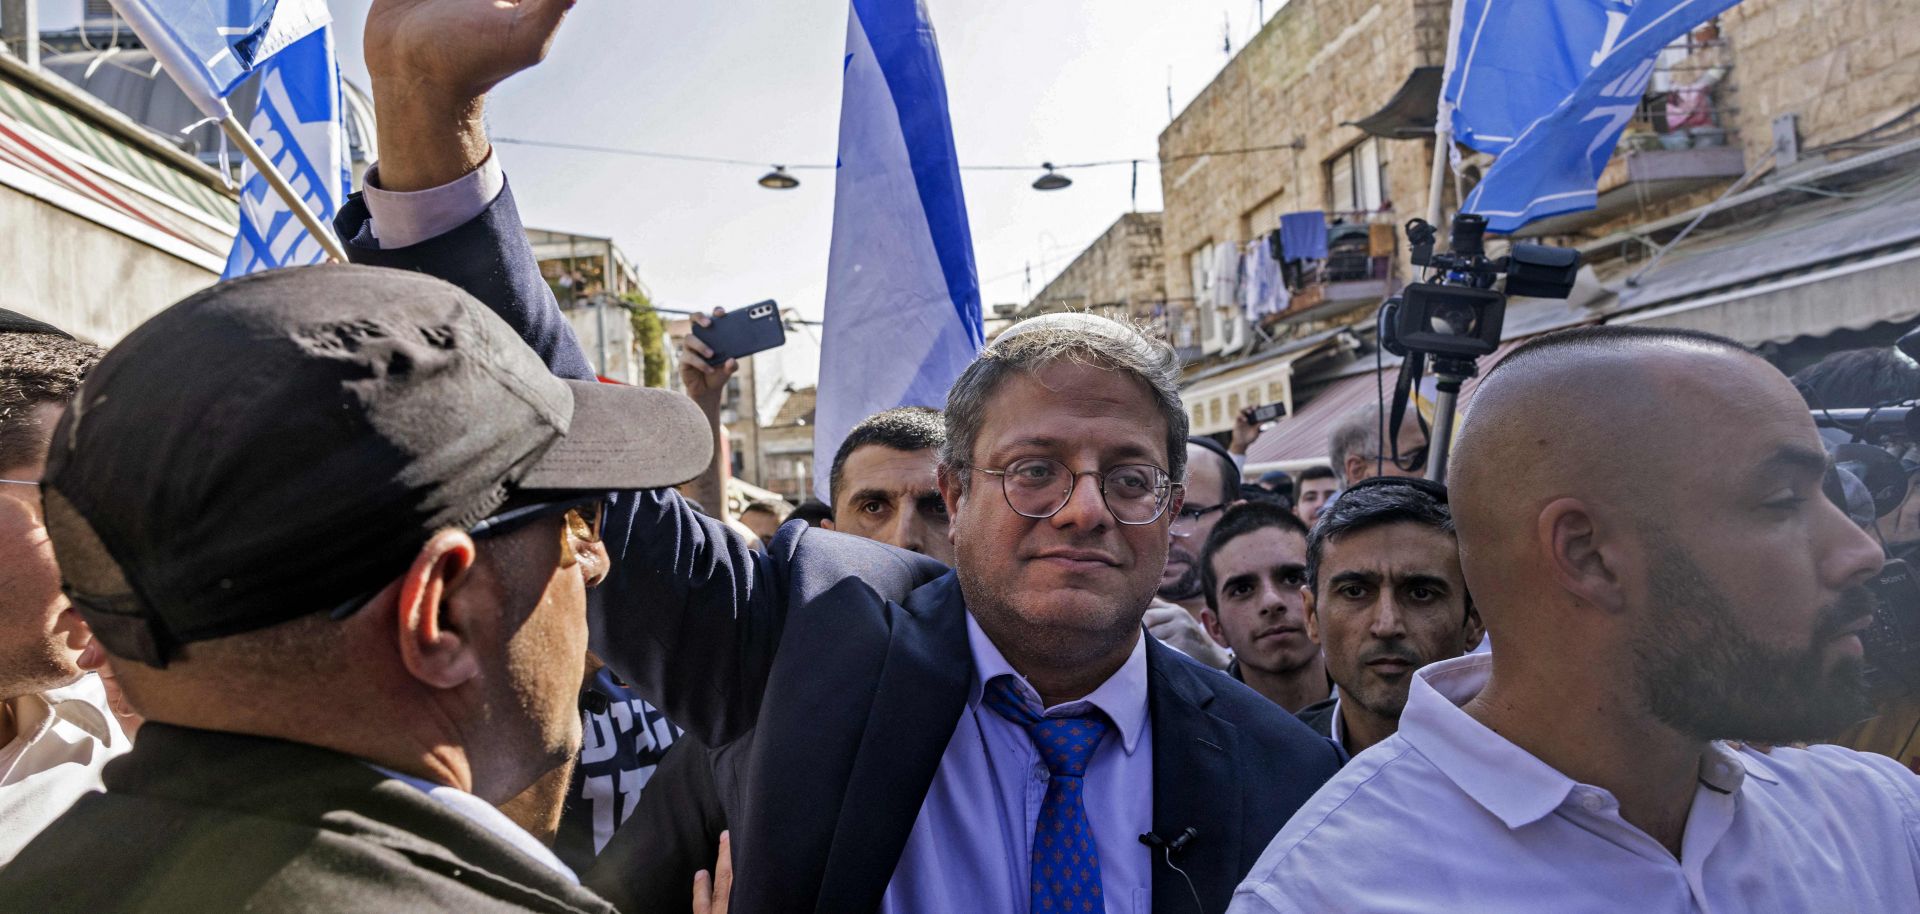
[341,0,780,742]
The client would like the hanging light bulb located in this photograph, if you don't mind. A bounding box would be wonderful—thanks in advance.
[1032,163,1072,191]
[758,166,800,190]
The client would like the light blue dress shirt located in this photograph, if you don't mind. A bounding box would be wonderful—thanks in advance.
[880,613,1154,914]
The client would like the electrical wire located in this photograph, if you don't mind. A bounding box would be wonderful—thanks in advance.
[492,137,1302,174]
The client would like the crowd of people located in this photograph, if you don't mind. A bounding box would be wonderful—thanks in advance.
[1,1,1918,912]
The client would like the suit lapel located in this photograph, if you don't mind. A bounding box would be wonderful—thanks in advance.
[1146,640,1245,914]
[811,575,972,913]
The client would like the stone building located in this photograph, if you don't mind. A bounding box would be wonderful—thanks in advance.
[758,385,817,504]
[1127,0,1920,461]
[1018,212,1169,345]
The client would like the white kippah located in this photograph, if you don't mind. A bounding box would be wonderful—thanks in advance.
[991,312,1156,359]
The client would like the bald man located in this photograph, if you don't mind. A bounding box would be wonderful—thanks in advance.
[1231,326,1920,914]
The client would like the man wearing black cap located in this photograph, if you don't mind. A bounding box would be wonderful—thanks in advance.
[0,267,711,913]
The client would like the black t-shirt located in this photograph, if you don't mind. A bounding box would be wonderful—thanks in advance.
[553,667,682,872]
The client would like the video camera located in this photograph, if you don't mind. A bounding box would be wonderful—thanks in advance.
[1383,214,1581,365]
[1813,402,1920,701]
[1376,214,1580,483]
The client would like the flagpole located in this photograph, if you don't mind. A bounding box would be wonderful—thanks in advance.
[219,114,348,263]
[1424,125,1450,228]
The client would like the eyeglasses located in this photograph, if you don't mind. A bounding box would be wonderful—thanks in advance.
[971,457,1180,525]
[1169,502,1227,538]
[329,496,608,620]
[0,479,38,488]
[1368,444,1429,474]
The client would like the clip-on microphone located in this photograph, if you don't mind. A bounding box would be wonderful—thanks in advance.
[1139,828,1202,912]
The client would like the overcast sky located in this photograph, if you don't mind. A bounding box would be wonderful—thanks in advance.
[47,0,1275,414]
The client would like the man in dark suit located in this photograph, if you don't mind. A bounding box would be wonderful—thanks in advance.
[0,268,714,911]
[342,3,1342,911]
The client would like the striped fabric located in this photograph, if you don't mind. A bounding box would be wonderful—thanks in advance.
[0,79,232,224]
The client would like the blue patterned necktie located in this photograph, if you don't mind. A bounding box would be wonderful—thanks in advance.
[983,675,1111,914]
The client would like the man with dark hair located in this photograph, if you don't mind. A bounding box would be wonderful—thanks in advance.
[738,501,786,545]
[1232,325,1920,913]
[1198,503,1325,713]
[0,313,127,864]
[1792,347,1920,411]
[0,267,714,912]
[787,499,834,527]
[824,406,952,563]
[1291,465,1339,526]
[1293,477,1482,756]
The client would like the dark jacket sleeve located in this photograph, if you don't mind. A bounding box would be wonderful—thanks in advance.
[334,184,781,745]
[583,733,736,914]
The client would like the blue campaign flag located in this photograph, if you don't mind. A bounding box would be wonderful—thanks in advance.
[1443,0,1740,232]
[108,0,329,115]
[812,0,984,500]
[223,25,348,276]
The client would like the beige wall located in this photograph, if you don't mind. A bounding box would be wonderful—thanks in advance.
[1024,212,1166,320]
[0,187,217,344]
[1157,0,1449,309]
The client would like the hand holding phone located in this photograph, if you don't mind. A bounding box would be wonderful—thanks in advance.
[691,300,786,366]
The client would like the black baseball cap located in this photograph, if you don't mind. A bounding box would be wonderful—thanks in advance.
[44,265,713,666]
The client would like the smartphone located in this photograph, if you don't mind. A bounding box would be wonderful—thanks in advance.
[692,300,786,365]
[1248,402,1286,424]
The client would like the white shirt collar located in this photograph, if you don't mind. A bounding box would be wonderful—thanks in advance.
[1399,654,1774,830]
[34,677,119,746]
[367,765,579,884]
[965,611,1150,754]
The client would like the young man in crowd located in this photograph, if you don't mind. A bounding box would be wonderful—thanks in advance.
[1197,502,1328,714]
[824,406,954,563]
[0,267,712,911]
[1231,326,1920,912]
[334,12,1342,908]
[1291,465,1340,526]
[1293,477,1483,756]
[0,312,126,865]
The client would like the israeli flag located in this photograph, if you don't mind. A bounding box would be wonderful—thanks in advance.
[813,0,984,501]
[1442,0,1739,232]
[224,26,349,276]
[107,0,329,116]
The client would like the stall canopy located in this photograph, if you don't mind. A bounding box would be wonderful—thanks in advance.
[1609,167,1920,345]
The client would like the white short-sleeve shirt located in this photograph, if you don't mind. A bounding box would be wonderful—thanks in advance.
[1230,653,1920,914]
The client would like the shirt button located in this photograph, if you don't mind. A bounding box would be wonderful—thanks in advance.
[1580,794,1604,812]
[1032,763,1050,781]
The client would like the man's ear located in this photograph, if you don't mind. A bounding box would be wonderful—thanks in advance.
[394,529,484,690]
[1538,497,1628,615]
[820,518,836,531]
[937,465,966,543]
[1462,603,1486,653]
[1342,454,1367,487]
[1200,607,1226,646]
[1302,586,1322,645]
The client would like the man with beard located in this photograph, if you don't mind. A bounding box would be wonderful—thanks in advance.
[1197,502,1326,713]
[1231,326,1920,913]
[1293,477,1482,754]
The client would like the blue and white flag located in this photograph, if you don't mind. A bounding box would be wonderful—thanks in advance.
[1441,0,1739,232]
[107,0,329,117]
[224,26,349,276]
[813,0,984,501]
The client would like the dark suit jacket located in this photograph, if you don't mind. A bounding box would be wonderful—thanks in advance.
[1296,695,1339,740]
[0,724,615,914]
[336,186,1344,914]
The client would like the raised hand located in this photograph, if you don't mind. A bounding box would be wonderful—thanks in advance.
[679,308,741,407]
[364,0,579,191]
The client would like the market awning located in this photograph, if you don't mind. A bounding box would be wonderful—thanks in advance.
[1242,336,1538,470]
[1344,67,1443,141]
[1608,169,1920,344]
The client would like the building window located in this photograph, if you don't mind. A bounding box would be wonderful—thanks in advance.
[1209,399,1223,426]
[1227,392,1241,415]
[1267,381,1285,402]
[1330,138,1389,214]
